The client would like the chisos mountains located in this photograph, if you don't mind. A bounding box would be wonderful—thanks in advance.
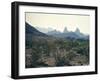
[25,22,89,68]
[47,27,89,40]
[26,22,89,40]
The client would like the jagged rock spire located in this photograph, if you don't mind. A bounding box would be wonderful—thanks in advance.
[75,28,80,33]
[63,27,68,33]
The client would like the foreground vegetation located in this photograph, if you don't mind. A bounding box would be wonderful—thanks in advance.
[25,36,89,68]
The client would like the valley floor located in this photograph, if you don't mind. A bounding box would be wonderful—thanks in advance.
[25,36,89,68]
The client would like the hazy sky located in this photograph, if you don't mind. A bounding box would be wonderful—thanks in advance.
[25,12,90,34]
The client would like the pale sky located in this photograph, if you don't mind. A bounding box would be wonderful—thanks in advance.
[25,12,90,34]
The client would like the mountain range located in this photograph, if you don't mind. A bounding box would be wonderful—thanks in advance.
[47,27,89,40]
[26,22,89,40]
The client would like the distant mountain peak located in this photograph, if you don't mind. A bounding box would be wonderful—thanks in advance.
[63,27,68,33]
[47,29,61,35]
[75,28,80,33]
[54,29,57,32]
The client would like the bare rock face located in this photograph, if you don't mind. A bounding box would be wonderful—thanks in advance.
[63,27,68,33]
[75,28,80,34]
